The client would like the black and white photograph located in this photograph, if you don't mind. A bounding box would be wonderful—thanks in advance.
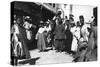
[10,1,98,66]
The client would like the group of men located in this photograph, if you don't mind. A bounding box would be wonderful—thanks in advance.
[35,10,97,62]
[11,10,97,65]
[11,15,36,65]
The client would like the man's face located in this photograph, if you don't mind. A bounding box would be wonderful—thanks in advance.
[80,18,84,25]
[57,11,62,16]
[14,15,16,20]
[77,22,80,26]
[16,18,21,24]
[80,18,83,22]
[23,21,30,29]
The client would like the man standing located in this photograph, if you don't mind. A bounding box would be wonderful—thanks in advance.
[65,20,73,54]
[54,18,66,52]
[35,21,46,52]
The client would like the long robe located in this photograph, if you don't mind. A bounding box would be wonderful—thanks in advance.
[35,27,46,51]
[73,26,97,62]
[85,26,97,61]
[54,24,66,51]
[71,26,80,51]
[13,24,31,59]
[65,25,73,53]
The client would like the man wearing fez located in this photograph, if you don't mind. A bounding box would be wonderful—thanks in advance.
[35,21,46,52]
[12,15,31,65]
[54,18,66,52]
[23,16,36,50]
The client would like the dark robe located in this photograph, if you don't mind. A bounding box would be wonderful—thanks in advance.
[65,27,73,53]
[36,32,46,51]
[48,20,56,47]
[73,26,97,62]
[17,25,31,59]
[85,26,97,61]
[54,24,66,51]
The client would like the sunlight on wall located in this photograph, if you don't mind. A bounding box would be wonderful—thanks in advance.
[72,5,94,22]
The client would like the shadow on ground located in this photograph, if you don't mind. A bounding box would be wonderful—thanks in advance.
[18,57,40,65]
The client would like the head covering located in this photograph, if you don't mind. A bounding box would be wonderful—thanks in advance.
[39,21,44,27]
[79,15,84,20]
[69,14,74,17]
[24,16,32,23]
[46,19,50,24]
[57,8,62,16]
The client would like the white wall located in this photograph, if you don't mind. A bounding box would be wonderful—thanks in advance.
[58,4,95,22]
[58,4,70,19]
[72,5,94,22]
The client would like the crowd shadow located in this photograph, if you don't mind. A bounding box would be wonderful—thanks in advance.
[18,57,40,65]
[42,47,53,52]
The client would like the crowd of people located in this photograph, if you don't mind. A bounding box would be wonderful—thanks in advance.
[11,10,97,65]
[35,11,97,62]
[11,15,36,65]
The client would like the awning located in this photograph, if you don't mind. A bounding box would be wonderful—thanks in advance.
[13,1,41,17]
[35,2,57,14]
[41,3,57,14]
